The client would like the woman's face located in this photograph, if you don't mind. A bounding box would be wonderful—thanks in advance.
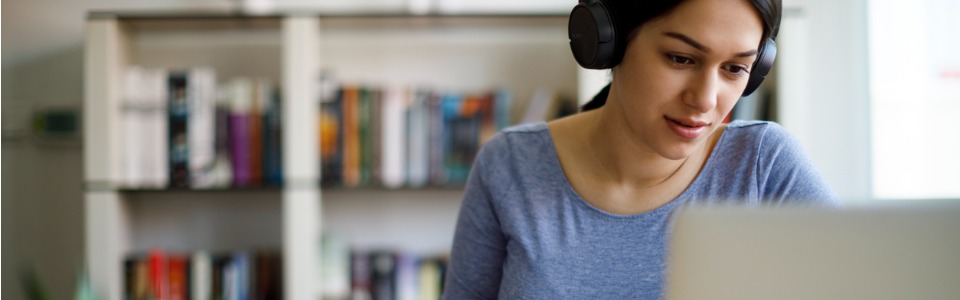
[608,0,764,160]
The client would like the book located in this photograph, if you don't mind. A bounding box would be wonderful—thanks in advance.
[148,249,168,300]
[406,88,431,188]
[187,67,218,188]
[168,72,191,188]
[320,87,344,186]
[380,86,408,189]
[394,253,420,300]
[191,251,212,300]
[263,89,284,186]
[359,87,374,186]
[370,251,396,300]
[254,252,283,300]
[321,234,351,299]
[144,68,171,189]
[351,250,373,300]
[208,89,234,188]
[167,254,189,300]
[121,66,147,188]
[342,85,362,187]
[248,79,270,187]
[228,78,254,187]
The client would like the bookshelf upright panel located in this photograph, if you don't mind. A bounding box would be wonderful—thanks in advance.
[282,15,322,300]
[84,17,132,300]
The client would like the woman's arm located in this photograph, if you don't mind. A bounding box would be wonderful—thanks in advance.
[442,141,508,299]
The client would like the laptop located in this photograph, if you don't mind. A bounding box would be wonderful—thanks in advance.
[664,201,960,300]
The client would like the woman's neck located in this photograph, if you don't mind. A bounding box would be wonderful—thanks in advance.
[583,107,704,191]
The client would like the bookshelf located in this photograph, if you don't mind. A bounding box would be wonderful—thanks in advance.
[84,11,580,300]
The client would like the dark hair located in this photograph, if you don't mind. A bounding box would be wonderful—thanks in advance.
[580,0,782,112]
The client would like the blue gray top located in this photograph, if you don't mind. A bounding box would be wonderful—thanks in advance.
[442,120,841,299]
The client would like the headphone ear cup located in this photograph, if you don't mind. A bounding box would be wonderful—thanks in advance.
[742,38,777,96]
[569,0,619,69]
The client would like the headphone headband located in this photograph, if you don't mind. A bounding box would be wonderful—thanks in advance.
[568,0,778,96]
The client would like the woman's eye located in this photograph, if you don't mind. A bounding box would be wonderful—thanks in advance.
[667,54,693,65]
[725,65,748,74]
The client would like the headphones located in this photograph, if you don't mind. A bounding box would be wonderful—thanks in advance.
[568,0,778,96]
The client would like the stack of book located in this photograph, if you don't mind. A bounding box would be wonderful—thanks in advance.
[120,66,283,190]
[123,249,282,300]
[318,83,512,189]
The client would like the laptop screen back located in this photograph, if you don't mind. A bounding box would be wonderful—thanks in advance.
[664,202,960,300]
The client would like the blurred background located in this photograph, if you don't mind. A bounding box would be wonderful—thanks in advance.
[2,0,958,299]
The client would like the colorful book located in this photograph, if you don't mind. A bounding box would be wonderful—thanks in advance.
[320,88,344,186]
[263,89,284,186]
[167,255,188,300]
[168,72,191,188]
[228,78,254,187]
[147,249,168,300]
[342,86,361,187]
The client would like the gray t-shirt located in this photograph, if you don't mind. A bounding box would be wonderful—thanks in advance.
[442,120,841,299]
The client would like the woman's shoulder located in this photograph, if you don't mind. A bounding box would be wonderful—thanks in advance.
[720,120,795,148]
[481,122,553,154]
[472,122,557,178]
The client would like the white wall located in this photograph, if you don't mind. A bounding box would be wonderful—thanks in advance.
[3,2,234,299]
[777,0,873,203]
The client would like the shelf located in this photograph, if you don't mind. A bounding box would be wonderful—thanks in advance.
[88,10,568,21]
[85,12,574,300]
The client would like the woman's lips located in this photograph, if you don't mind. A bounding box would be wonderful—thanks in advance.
[665,117,709,139]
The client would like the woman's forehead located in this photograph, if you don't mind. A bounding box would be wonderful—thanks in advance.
[639,0,764,52]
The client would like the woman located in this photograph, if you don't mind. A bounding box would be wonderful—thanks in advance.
[443,0,840,298]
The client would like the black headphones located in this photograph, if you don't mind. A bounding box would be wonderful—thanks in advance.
[568,0,778,96]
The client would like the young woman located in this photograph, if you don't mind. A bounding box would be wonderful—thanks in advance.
[443,0,840,298]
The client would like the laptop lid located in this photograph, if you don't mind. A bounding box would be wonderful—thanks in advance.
[664,201,960,300]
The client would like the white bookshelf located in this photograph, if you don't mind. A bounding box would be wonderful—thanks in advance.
[84,12,582,300]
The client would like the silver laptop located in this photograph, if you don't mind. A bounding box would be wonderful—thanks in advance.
[664,201,960,300]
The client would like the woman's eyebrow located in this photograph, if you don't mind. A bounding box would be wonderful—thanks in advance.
[663,31,758,57]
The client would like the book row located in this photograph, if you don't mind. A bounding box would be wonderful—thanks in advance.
[119,66,283,189]
[124,249,282,300]
[318,83,512,188]
[122,246,448,300]
[319,235,448,300]
[117,66,579,190]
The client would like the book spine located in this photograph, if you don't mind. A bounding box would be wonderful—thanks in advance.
[358,87,372,186]
[342,86,361,187]
[212,94,234,188]
[121,66,145,188]
[191,251,212,300]
[168,255,188,300]
[369,88,383,186]
[406,89,430,188]
[168,72,190,188]
[263,89,284,186]
[188,67,218,188]
[370,251,397,300]
[320,88,344,186]
[148,249,168,300]
[147,69,171,189]
[350,251,373,300]
[248,79,267,187]
[381,86,407,189]
[228,78,254,187]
